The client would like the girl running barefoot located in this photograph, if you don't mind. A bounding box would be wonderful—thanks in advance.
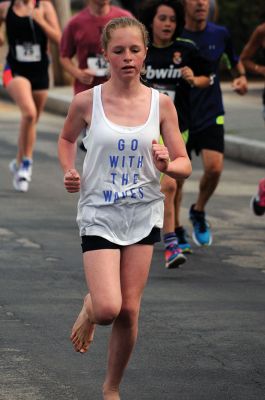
[58,17,191,400]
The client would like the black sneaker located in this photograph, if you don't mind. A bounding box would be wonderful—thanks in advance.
[175,226,192,253]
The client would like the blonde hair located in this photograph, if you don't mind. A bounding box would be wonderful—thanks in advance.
[101,17,149,51]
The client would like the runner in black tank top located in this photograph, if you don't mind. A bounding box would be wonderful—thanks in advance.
[0,0,61,192]
[5,0,49,89]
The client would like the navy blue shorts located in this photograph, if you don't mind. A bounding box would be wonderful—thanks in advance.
[81,227,161,253]
[186,124,225,158]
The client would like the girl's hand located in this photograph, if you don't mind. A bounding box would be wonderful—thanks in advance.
[152,140,170,173]
[31,7,46,26]
[64,168,80,193]
[181,66,195,86]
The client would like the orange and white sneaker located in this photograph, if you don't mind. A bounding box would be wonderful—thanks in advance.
[165,243,186,269]
[250,178,265,216]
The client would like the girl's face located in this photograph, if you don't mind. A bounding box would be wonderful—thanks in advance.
[104,26,147,80]
[152,5,177,46]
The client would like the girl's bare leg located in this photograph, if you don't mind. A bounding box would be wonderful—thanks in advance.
[103,244,154,399]
[6,78,48,162]
[174,179,185,228]
[71,248,122,353]
[32,89,48,122]
[161,174,177,233]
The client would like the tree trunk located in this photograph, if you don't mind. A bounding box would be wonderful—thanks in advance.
[50,0,72,86]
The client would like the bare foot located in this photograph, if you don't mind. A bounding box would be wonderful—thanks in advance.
[70,302,95,353]
[103,388,120,400]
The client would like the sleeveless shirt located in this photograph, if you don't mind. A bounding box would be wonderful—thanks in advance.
[77,85,164,245]
[6,0,48,76]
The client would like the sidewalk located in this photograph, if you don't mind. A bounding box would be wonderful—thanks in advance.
[1,80,265,166]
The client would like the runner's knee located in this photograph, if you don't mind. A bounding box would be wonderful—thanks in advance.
[204,167,222,180]
[118,304,139,328]
[22,106,37,124]
[94,302,121,326]
[161,178,177,197]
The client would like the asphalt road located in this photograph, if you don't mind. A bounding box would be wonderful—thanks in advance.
[0,100,265,400]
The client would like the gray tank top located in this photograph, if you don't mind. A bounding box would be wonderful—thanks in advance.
[77,84,164,245]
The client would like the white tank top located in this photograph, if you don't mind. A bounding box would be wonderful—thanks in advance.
[77,84,164,245]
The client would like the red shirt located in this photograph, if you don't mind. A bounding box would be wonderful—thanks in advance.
[60,6,132,94]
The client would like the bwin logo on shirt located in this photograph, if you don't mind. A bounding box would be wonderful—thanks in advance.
[146,65,182,80]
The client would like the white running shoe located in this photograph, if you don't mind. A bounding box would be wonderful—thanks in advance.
[9,159,18,175]
[20,159,32,182]
[9,159,32,192]
[13,173,29,192]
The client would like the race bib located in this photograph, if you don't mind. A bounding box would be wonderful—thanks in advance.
[153,84,176,101]
[87,55,109,77]
[15,43,41,62]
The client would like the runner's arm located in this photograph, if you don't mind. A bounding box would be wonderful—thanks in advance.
[60,56,96,85]
[32,1,61,44]
[240,24,265,77]
[0,1,9,46]
[159,94,192,179]
[58,91,92,174]
[181,66,210,88]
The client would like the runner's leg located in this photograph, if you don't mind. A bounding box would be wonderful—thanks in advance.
[71,248,122,353]
[103,244,154,399]
[6,77,38,162]
[195,149,223,211]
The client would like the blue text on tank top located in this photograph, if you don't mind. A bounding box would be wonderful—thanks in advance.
[103,138,145,203]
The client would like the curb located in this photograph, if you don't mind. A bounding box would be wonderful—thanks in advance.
[224,135,265,167]
[45,92,71,116]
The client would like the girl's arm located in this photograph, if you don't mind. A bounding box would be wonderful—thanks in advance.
[181,66,210,88]
[32,1,61,44]
[154,93,192,180]
[0,2,9,46]
[58,90,92,192]
[0,1,9,20]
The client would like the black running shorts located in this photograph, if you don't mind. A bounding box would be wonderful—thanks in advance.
[3,63,49,91]
[81,227,161,253]
[186,124,225,158]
